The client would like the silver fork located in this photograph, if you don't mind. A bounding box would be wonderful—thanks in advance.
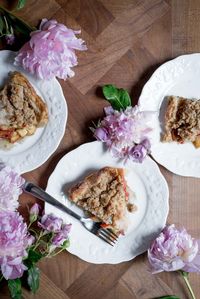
[23,181,118,246]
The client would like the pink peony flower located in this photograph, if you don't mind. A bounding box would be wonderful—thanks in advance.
[148,224,200,273]
[0,164,25,212]
[14,18,87,80]
[97,109,135,145]
[94,106,153,163]
[0,211,33,279]
[1,256,27,280]
[38,214,63,233]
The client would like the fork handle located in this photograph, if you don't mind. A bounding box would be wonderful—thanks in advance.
[23,181,82,221]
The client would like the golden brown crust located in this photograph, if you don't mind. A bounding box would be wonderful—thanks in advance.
[68,167,130,232]
[9,72,48,126]
[0,71,48,143]
[162,96,179,142]
[162,96,200,147]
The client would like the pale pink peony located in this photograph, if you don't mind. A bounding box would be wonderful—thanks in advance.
[0,211,33,279]
[14,19,87,80]
[1,256,27,280]
[94,106,153,163]
[0,164,25,212]
[148,224,200,273]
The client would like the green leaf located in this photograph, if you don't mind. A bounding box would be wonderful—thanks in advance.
[117,88,131,109]
[102,84,131,111]
[28,249,43,263]
[8,278,22,299]
[153,296,180,299]
[6,13,32,35]
[27,265,40,293]
[0,16,4,35]
[16,0,27,10]
[24,249,43,269]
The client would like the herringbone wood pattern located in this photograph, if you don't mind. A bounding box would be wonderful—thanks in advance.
[0,0,200,298]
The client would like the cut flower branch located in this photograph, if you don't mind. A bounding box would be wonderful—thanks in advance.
[0,164,71,298]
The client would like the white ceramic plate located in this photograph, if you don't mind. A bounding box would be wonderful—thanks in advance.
[0,50,67,174]
[139,53,200,177]
[45,141,169,264]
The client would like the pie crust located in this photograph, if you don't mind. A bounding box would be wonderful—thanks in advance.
[68,167,136,233]
[163,96,200,147]
[0,72,48,143]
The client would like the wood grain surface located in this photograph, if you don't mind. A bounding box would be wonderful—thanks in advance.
[0,0,200,298]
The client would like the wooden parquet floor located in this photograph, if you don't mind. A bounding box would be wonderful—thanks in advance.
[0,0,200,298]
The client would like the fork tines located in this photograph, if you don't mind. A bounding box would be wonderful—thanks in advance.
[98,228,118,246]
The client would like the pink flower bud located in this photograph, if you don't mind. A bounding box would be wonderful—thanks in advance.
[30,203,40,217]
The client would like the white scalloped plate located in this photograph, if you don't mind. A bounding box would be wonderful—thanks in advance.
[0,50,67,174]
[139,54,200,177]
[45,141,169,264]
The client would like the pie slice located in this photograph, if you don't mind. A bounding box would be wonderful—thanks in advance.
[68,167,136,234]
[0,71,48,143]
[162,96,200,148]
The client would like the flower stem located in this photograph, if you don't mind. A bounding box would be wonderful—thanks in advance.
[28,221,32,229]
[49,247,64,257]
[179,271,196,299]
[0,275,3,282]
[33,231,44,250]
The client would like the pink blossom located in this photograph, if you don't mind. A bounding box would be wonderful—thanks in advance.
[100,110,135,144]
[0,164,25,212]
[14,19,87,80]
[30,203,40,216]
[29,203,40,223]
[148,224,200,273]
[52,223,72,247]
[1,256,27,280]
[129,143,148,163]
[94,106,153,163]
[38,214,63,233]
[0,211,33,279]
